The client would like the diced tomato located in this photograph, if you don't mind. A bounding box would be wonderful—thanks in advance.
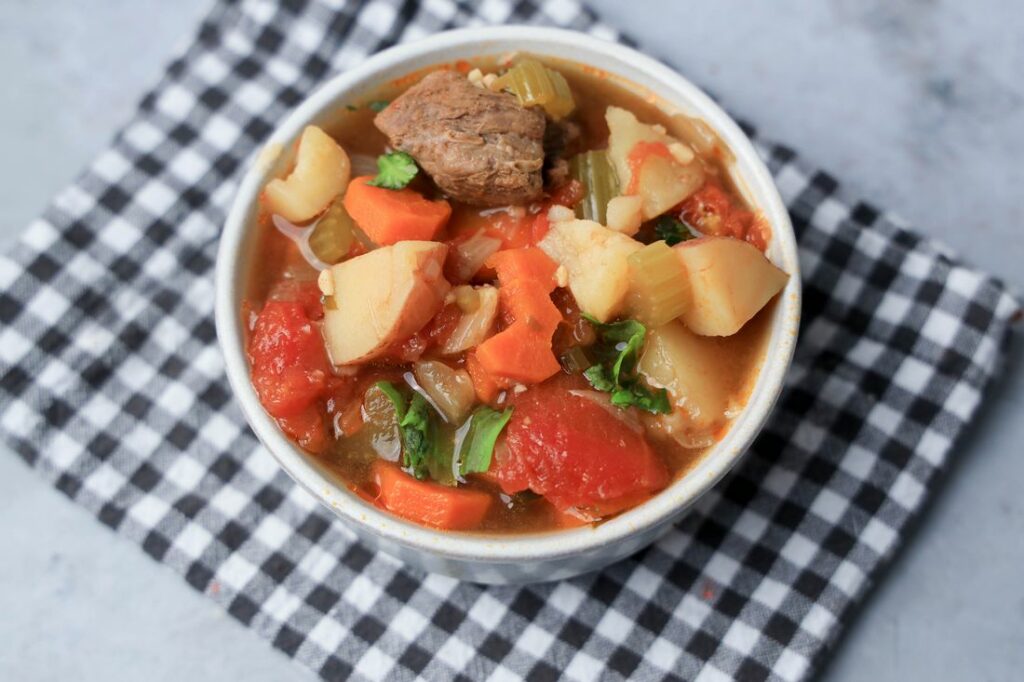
[347,238,369,259]
[492,378,669,513]
[378,330,428,363]
[747,214,771,251]
[277,403,328,452]
[265,279,324,320]
[336,398,364,437]
[376,303,461,363]
[424,303,462,348]
[248,299,330,420]
[529,211,551,245]
[548,179,584,208]
[680,180,770,251]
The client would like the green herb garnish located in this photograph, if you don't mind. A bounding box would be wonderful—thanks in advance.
[376,381,444,480]
[457,406,514,476]
[581,315,671,414]
[367,99,390,112]
[654,216,695,246]
[367,151,419,190]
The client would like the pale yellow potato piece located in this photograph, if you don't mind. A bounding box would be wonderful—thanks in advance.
[675,237,788,336]
[605,195,643,235]
[638,321,730,430]
[634,154,704,220]
[264,125,351,223]
[605,106,704,220]
[441,285,499,355]
[538,219,641,322]
[322,242,450,364]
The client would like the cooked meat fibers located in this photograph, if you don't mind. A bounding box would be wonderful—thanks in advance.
[374,71,546,206]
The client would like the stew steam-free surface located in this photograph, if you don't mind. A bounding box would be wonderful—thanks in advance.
[244,55,785,534]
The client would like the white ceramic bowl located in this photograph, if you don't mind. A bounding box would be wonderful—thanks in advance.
[216,26,801,584]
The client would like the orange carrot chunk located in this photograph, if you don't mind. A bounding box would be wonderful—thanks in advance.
[343,175,451,245]
[500,279,562,338]
[486,247,558,291]
[372,461,492,531]
[475,322,561,384]
[466,351,505,404]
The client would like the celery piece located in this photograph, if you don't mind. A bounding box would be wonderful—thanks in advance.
[570,150,620,225]
[559,345,592,374]
[494,59,575,120]
[626,241,690,327]
[308,199,354,264]
[545,69,576,120]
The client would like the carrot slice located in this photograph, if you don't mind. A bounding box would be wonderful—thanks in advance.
[475,322,561,384]
[372,461,492,531]
[475,248,563,384]
[343,175,451,245]
[486,247,558,291]
[500,279,562,338]
[466,351,508,403]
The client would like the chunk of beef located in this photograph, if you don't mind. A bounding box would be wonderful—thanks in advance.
[374,70,546,206]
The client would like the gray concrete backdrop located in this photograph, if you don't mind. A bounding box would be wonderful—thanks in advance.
[0,1,1021,680]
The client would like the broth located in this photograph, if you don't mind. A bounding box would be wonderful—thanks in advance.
[244,55,778,534]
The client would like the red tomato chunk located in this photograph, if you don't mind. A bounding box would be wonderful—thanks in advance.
[248,282,332,451]
[492,379,669,513]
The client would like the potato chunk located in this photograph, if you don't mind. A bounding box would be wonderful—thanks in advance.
[538,219,641,322]
[674,237,788,336]
[606,106,704,221]
[638,321,730,430]
[264,126,351,223]
[321,242,450,364]
[605,195,643,235]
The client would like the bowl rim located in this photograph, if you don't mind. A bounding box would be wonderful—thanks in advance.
[215,25,801,564]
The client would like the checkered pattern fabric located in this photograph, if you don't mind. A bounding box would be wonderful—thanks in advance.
[0,0,1019,680]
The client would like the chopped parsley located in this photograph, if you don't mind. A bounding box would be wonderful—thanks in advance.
[376,381,443,480]
[581,315,671,414]
[367,99,390,112]
[367,151,419,190]
[376,382,512,484]
[654,215,695,246]
[457,406,514,477]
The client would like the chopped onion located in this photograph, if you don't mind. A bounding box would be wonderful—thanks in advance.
[307,199,355,264]
[359,385,402,461]
[441,286,499,355]
[272,214,330,271]
[412,361,476,423]
[448,231,502,282]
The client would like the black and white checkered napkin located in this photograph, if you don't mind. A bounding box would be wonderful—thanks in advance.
[0,0,1019,680]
